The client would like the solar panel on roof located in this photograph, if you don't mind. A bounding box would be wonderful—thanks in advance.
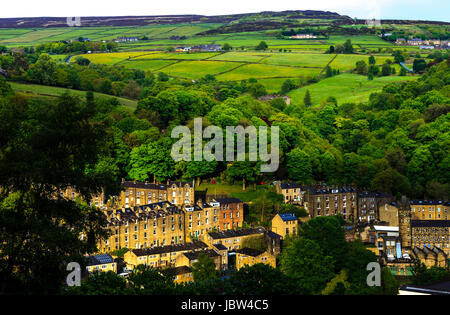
[94,254,113,264]
[279,213,297,221]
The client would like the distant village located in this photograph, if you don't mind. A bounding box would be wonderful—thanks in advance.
[382,34,450,50]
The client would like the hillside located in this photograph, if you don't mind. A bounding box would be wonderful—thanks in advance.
[0,10,448,30]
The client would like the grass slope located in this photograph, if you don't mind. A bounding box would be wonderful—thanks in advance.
[288,74,417,106]
[10,82,137,110]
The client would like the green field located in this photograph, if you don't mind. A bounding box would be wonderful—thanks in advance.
[120,59,179,71]
[73,52,157,65]
[288,74,418,106]
[216,63,321,81]
[162,60,242,79]
[210,52,271,62]
[330,54,395,71]
[258,78,302,94]
[0,23,224,47]
[0,23,435,102]
[130,52,221,60]
[262,53,334,68]
[75,50,409,83]
[10,82,137,109]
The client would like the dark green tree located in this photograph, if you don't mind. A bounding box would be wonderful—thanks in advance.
[0,93,113,294]
[255,41,268,51]
[280,238,335,294]
[304,89,312,107]
[191,253,220,282]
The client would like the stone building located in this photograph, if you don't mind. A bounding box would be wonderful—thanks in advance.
[162,266,193,284]
[271,213,298,239]
[235,248,277,270]
[123,241,208,269]
[85,254,117,273]
[183,200,220,242]
[357,192,393,223]
[98,201,185,252]
[411,246,448,268]
[167,181,195,206]
[117,180,194,208]
[203,227,266,251]
[398,197,413,249]
[276,182,304,205]
[411,220,450,256]
[176,249,222,270]
[215,197,244,231]
[379,202,400,227]
[61,186,106,209]
[304,186,357,221]
[410,200,450,220]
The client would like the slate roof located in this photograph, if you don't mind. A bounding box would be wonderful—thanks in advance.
[266,230,282,239]
[411,220,450,228]
[122,181,167,190]
[236,248,265,257]
[183,249,220,260]
[213,243,228,251]
[306,186,357,194]
[214,197,243,204]
[162,266,192,276]
[280,182,301,189]
[86,254,114,266]
[358,191,392,198]
[131,241,208,257]
[410,200,450,206]
[278,213,298,221]
[208,227,265,239]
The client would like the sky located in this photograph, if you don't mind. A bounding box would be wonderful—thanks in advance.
[1,0,448,22]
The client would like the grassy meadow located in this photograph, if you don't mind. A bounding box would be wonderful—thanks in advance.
[10,82,138,110]
[0,22,429,107]
[288,74,418,106]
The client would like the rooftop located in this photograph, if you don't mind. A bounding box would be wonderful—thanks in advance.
[214,197,243,204]
[183,249,220,260]
[131,241,208,257]
[410,200,450,206]
[208,227,265,239]
[278,213,298,222]
[306,186,357,194]
[213,243,228,251]
[236,247,265,257]
[373,225,399,232]
[122,181,167,190]
[86,254,114,266]
[411,220,450,228]
[161,266,192,276]
[266,230,282,239]
[279,182,301,189]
